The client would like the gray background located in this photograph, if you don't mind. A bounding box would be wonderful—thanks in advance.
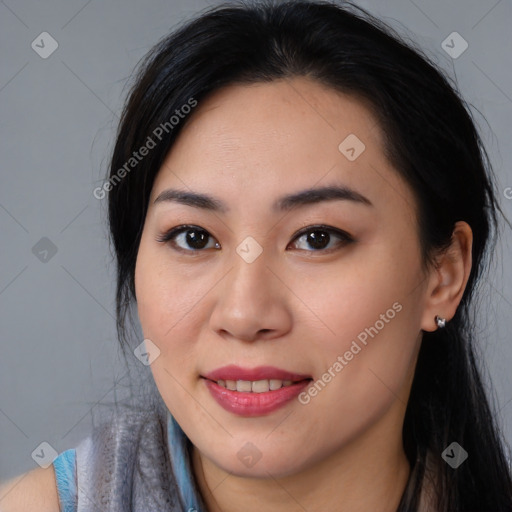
[1,0,511,481]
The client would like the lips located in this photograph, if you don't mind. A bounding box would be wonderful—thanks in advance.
[201,365,312,416]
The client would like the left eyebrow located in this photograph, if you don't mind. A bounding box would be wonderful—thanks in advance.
[153,184,373,213]
[274,184,373,212]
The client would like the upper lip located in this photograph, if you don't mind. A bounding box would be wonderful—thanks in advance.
[202,365,312,382]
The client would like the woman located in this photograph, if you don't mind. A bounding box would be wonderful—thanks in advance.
[1,1,511,510]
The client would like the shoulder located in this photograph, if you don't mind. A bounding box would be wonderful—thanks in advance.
[0,466,60,512]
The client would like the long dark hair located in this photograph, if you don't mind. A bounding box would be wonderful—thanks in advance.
[105,1,512,509]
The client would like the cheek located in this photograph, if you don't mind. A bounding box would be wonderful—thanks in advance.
[134,242,195,382]
[135,239,201,340]
[299,248,416,351]
[134,260,199,424]
[296,250,422,415]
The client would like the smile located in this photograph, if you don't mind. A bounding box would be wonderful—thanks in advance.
[214,378,294,392]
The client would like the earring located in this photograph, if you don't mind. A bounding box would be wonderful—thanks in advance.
[435,315,446,329]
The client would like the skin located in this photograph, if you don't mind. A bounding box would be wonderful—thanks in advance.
[134,77,472,512]
[0,466,60,511]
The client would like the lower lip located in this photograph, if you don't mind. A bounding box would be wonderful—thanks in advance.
[203,378,311,417]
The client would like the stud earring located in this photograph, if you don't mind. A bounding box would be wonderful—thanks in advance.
[435,315,446,329]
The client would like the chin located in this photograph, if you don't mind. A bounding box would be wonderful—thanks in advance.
[202,441,312,479]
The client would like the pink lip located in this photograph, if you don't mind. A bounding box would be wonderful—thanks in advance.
[203,379,311,417]
[201,365,312,417]
[202,365,311,382]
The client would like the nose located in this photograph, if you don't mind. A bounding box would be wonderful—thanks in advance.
[208,246,293,343]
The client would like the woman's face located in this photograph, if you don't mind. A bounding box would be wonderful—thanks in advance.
[135,77,430,477]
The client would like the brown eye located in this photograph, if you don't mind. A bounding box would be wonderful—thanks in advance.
[289,225,354,252]
[156,225,220,252]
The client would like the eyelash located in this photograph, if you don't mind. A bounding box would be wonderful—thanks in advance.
[155,224,355,255]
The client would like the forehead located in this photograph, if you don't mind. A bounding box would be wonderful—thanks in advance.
[150,77,414,218]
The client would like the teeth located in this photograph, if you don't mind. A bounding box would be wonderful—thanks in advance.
[269,379,282,391]
[225,380,237,390]
[252,380,269,393]
[215,379,295,392]
[236,380,252,392]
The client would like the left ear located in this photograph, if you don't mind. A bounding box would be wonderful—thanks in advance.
[420,221,473,332]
